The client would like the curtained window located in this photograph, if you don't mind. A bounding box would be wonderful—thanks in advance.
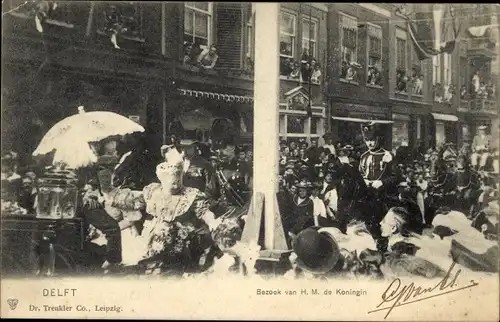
[395,28,408,93]
[339,13,358,81]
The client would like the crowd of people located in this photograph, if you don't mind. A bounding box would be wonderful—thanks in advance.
[279,51,322,84]
[274,125,498,249]
[1,121,499,276]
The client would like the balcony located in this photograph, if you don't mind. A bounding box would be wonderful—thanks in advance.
[467,26,498,60]
[459,98,498,115]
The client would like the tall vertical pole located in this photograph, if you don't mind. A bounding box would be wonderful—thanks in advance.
[253,3,280,249]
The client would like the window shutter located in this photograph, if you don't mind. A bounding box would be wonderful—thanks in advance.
[216,3,243,69]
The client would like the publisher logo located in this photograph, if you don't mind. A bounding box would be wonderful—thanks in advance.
[7,299,19,310]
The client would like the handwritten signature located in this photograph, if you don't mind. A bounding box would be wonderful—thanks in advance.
[368,261,479,319]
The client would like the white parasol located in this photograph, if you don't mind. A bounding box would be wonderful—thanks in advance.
[33,106,145,169]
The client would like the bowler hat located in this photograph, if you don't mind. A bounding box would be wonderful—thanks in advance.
[292,227,341,274]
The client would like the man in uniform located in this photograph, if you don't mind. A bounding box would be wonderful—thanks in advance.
[358,122,400,252]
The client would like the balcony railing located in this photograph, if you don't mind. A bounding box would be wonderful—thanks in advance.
[459,98,498,114]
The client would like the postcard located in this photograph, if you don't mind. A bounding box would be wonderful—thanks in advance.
[1,2,499,320]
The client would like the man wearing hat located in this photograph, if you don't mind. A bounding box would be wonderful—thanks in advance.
[336,145,355,166]
[471,125,491,171]
[290,227,341,275]
[282,180,315,246]
[322,132,337,156]
[428,152,458,221]
[358,122,400,252]
[296,160,313,181]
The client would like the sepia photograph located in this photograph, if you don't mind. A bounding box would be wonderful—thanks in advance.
[1,1,499,320]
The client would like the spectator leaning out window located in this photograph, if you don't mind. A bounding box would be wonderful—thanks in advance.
[197,44,219,70]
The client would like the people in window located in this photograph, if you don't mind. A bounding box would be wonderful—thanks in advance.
[183,42,202,66]
[433,83,443,102]
[486,82,495,100]
[367,65,383,87]
[197,44,219,70]
[345,62,360,83]
[280,57,293,76]
[311,63,322,84]
[396,68,408,93]
[443,84,456,103]
[478,82,488,99]
[289,61,301,79]
[300,60,311,83]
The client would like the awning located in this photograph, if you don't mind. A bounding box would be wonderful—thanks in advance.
[431,113,458,122]
[178,89,253,103]
[332,116,393,124]
[468,24,499,38]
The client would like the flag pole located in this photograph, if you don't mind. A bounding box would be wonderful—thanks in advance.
[244,3,288,253]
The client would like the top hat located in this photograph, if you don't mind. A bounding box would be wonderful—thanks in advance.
[292,227,341,274]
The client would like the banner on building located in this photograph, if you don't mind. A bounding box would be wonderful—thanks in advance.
[405,5,462,61]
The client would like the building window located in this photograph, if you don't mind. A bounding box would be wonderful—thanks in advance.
[301,18,317,59]
[287,115,307,134]
[279,11,297,77]
[184,2,212,48]
[395,28,408,94]
[366,24,383,87]
[339,13,359,82]
[246,18,253,58]
[310,117,323,135]
[243,6,255,75]
[280,11,296,58]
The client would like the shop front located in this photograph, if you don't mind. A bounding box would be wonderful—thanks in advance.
[163,88,254,145]
[330,102,392,149]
